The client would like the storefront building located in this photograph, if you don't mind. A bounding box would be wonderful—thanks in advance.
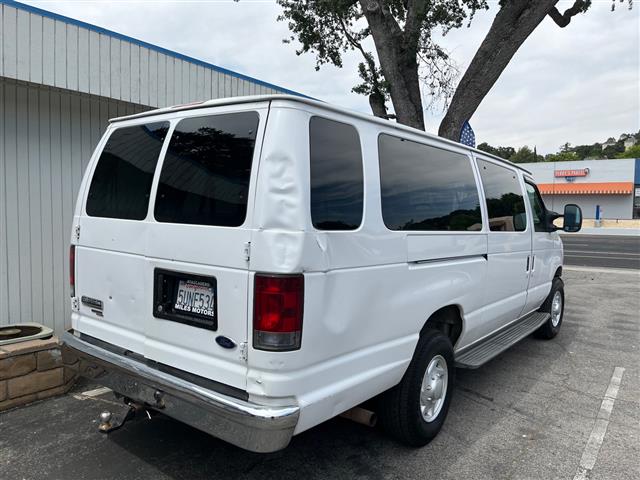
[521,159,640,220]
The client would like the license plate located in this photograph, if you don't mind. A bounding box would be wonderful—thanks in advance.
[174,279,216,318]
[153,269,218,330]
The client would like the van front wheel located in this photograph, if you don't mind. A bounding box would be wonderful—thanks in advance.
[378,330,454,447]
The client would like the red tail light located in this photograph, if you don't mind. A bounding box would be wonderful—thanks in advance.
[253,274,304,351]
[69,245,76,297]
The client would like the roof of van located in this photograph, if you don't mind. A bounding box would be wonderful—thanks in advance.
[109,94,531,174]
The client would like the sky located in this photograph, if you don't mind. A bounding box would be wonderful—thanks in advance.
[20,0,640,154]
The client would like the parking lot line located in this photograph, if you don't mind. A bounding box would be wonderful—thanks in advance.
[572,366,625,480]
[72,386,112,400]
[563,265,640,275]
[564,254,640,261]
[564,250,640,256]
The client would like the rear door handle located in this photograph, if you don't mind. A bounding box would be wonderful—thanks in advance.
[526,256,530,272]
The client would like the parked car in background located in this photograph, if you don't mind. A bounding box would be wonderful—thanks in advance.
[62,95,582,452]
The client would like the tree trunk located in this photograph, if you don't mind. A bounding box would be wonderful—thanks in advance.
[368,92,389,118]
[438,0,559,141]
[359,0,425,130]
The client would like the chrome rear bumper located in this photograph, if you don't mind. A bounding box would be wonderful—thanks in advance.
[61,331,299,453]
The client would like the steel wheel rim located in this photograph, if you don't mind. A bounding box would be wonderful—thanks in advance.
[551,291,563,327]
[420,354,448,423]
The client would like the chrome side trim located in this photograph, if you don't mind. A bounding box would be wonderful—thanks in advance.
[409,253,488,265]
[62,331,299,453]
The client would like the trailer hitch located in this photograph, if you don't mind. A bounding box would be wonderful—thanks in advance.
[98,401,151,433]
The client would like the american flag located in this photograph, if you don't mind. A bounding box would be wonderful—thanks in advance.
[459,120,476,147]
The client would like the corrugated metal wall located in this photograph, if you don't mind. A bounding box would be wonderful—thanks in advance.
[0,3,281,108]
[1,1,295,332]
[0,78,146,331]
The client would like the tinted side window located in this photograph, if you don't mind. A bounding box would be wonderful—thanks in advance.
[309,117,364,230]
[86,122,169,220]
[525,182,547,232]
[154,112,259,227]
[477,160,526,232]
[379,134,482,231]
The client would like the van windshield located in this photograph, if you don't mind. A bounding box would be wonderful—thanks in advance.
[154,111,259,227]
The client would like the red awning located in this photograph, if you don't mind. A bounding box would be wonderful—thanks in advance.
[537,182,634,195]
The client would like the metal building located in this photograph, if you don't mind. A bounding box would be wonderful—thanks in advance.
[0,0,304,333]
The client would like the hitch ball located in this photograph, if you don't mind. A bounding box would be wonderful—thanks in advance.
[98,411,113,432]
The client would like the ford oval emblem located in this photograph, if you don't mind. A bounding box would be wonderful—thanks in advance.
[215,336,237,349]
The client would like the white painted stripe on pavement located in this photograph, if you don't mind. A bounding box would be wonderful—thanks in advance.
[564,250,640,256]
[73,386,112,400]
[565,254,640,261]
[564,265,640,275]
[572,367,625,480]
[81,386,112,397]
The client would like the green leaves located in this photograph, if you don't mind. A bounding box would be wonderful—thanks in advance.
[277,0,488,114]
[277,0,365,70]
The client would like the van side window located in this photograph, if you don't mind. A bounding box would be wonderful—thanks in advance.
[378,134,482,231]
[477,160,527,232]
[309,117,364,230]
[525,181,547,232]
[154,111,259,227]
[86,122,169,220]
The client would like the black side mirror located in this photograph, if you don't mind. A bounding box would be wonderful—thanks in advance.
[545,204,582,232]
[562,204,582,232]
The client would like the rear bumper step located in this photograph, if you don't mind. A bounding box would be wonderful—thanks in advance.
[61,330,299,453]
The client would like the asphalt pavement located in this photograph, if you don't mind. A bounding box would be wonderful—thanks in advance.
[561,234,640,270]
[1,269,639,480]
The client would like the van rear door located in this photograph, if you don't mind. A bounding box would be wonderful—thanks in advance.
[75,104,266,391]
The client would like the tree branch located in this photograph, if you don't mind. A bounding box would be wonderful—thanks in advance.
[335,14,377,83]
[361,0,404,38]
[334,13,389,118]
[404,0,428,46]
[548,0,588,28]
[359,0,424,129]
[438,0,558,140]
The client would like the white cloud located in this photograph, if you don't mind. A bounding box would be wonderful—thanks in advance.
[22,0,639,153]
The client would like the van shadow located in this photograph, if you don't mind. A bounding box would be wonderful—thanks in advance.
[100,332,572,480]
[105,408,398,480]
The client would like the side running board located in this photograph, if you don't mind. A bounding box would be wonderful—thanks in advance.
[455,311,550,369]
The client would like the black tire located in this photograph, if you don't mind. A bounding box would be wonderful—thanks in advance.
[378,329,454,447]
[535,277,564,340]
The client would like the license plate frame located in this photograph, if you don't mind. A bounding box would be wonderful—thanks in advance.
[153,269,218,331]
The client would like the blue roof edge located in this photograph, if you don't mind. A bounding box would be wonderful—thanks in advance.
[1,0,312,99]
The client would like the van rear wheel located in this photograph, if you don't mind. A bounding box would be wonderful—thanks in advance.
[378,330,454,447]
[535,277,564,340]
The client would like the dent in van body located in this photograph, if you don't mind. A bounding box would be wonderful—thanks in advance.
[250,107,329,272]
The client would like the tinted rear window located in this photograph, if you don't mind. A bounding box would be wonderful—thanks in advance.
[379,134,482,231]
[86,122,169,220]
[154,111,259,227]
[477,160,526,232]
[309,117,364,230]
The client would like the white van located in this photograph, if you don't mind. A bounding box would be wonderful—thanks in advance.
[62,95,582,453]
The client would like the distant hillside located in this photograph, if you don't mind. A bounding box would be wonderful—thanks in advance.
[478,130,640,163]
